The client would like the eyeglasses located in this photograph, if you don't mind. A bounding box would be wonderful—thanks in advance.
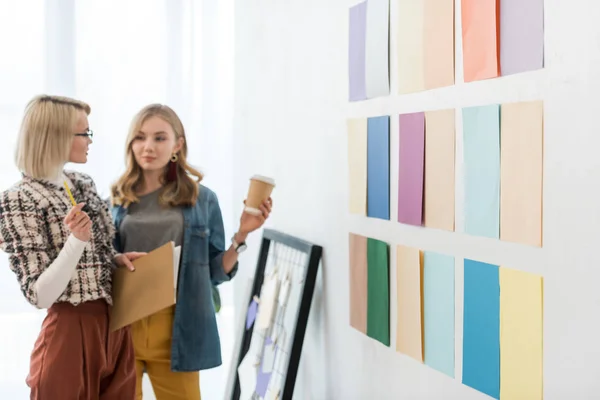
[74,129,94,139]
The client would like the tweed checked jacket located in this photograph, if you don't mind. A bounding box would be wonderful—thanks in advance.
[0,171,117,307]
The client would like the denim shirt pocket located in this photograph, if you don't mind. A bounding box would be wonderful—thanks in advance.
[189,225,211,266]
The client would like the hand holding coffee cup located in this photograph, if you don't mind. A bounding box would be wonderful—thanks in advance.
[244,175,275,216]
[238,175,275,234]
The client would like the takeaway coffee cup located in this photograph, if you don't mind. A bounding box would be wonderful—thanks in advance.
[244,175,275,215]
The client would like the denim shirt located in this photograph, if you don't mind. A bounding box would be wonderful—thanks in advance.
[111,185,238,371]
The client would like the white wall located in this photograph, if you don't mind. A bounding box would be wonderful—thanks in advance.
[232,0,600,398]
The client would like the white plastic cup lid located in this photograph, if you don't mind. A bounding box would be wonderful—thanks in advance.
[250,175,275,186]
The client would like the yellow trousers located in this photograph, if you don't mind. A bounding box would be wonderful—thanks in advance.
[131,306,201,400]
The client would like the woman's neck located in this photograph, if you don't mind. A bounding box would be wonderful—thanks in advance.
[47,164,66,186]
[138,170,163,196]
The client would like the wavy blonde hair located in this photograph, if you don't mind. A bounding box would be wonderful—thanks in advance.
[110,104,203,208]
[16,95,91,179]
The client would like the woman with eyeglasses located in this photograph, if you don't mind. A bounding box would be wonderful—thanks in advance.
[0,95,142,399]
[110,104,272,399]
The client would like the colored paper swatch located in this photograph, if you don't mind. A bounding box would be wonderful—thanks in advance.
[367,116,390,220]
[398,112,425,226]
[367,238,390,346]
[396,245,423,362]
[349,233,368,333]
[397,0,424,93]
[424,109,455,231]
[461,0,499,82]
[423,251,455,377]
[365,0,390,98]
[245,299,258,330]
[256,337,274,397]
[347,118,368,215]
[499,267,543,400]
[500,101,543,247]
[500,0,544,76]
[463,105,500,238]
[348,1,367,101]
[423,0,455,89]
[463,259,500,399]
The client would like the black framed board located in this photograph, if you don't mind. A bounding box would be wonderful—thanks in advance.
[224,228,323,400]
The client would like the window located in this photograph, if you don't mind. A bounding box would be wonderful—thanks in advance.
[0,1,236,397]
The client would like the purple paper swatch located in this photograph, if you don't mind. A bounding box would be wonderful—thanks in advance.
[245,299,258,330]
[348,1,367,101]
[500,0,544,75]
[255,337,276,397]
[398,112,425,226]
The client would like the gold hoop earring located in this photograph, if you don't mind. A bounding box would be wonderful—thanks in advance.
[171,153,179,162]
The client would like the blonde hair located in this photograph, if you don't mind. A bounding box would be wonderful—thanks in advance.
[15,95,91,179]
[111,104,203,208]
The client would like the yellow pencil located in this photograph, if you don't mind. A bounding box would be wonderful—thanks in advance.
[63,181,77,207]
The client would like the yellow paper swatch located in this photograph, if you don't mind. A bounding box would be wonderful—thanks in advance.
[424,0,455,89]
[397,0,424,93]
[424,109,455,231]
[499,267,543,400]
[500,101,543,247]
[396,245,423,362]
[347,118,368,215]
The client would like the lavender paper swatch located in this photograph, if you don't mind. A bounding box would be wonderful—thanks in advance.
[349,1,367,101]
[500,0,544,75]
[398,112,425,226]
[245,299,258,330]
[255,337,275,397]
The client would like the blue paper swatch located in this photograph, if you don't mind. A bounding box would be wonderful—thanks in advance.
[462,259,500,399]
[463,105,500,238]
[367,116,390,220]
[423,251,455,377]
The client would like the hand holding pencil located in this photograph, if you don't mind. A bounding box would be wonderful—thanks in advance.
[63,181,92,242]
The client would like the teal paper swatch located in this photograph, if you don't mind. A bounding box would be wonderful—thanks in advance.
[463,105,500,238]
[423,251,455,377]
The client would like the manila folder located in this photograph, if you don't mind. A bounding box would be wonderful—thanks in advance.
[110,241,175,332]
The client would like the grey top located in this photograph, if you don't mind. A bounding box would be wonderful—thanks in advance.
[119,188,184,253]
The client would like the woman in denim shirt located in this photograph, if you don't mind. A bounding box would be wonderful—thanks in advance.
[110,104,272,400]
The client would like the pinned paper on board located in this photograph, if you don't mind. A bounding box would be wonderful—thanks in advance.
[246,298,259,330]
[461,0,499,82]
[499,267,543,400]
[237,351,258,400]
[255,337,275,397]
[424,109,455,231]
[463,104,500,239]
[278,278,291,309]
[261,338,277,374]
[256,272,280,330]
[396,245,423,362]
[398,112,425,226]
[500,100,543,247]
[347,118,368,215]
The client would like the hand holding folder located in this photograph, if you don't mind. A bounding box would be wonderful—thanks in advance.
[110,241,182,332]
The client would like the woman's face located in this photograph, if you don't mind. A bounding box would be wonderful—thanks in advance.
[69,111,92,164]
[131,116,182,172]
